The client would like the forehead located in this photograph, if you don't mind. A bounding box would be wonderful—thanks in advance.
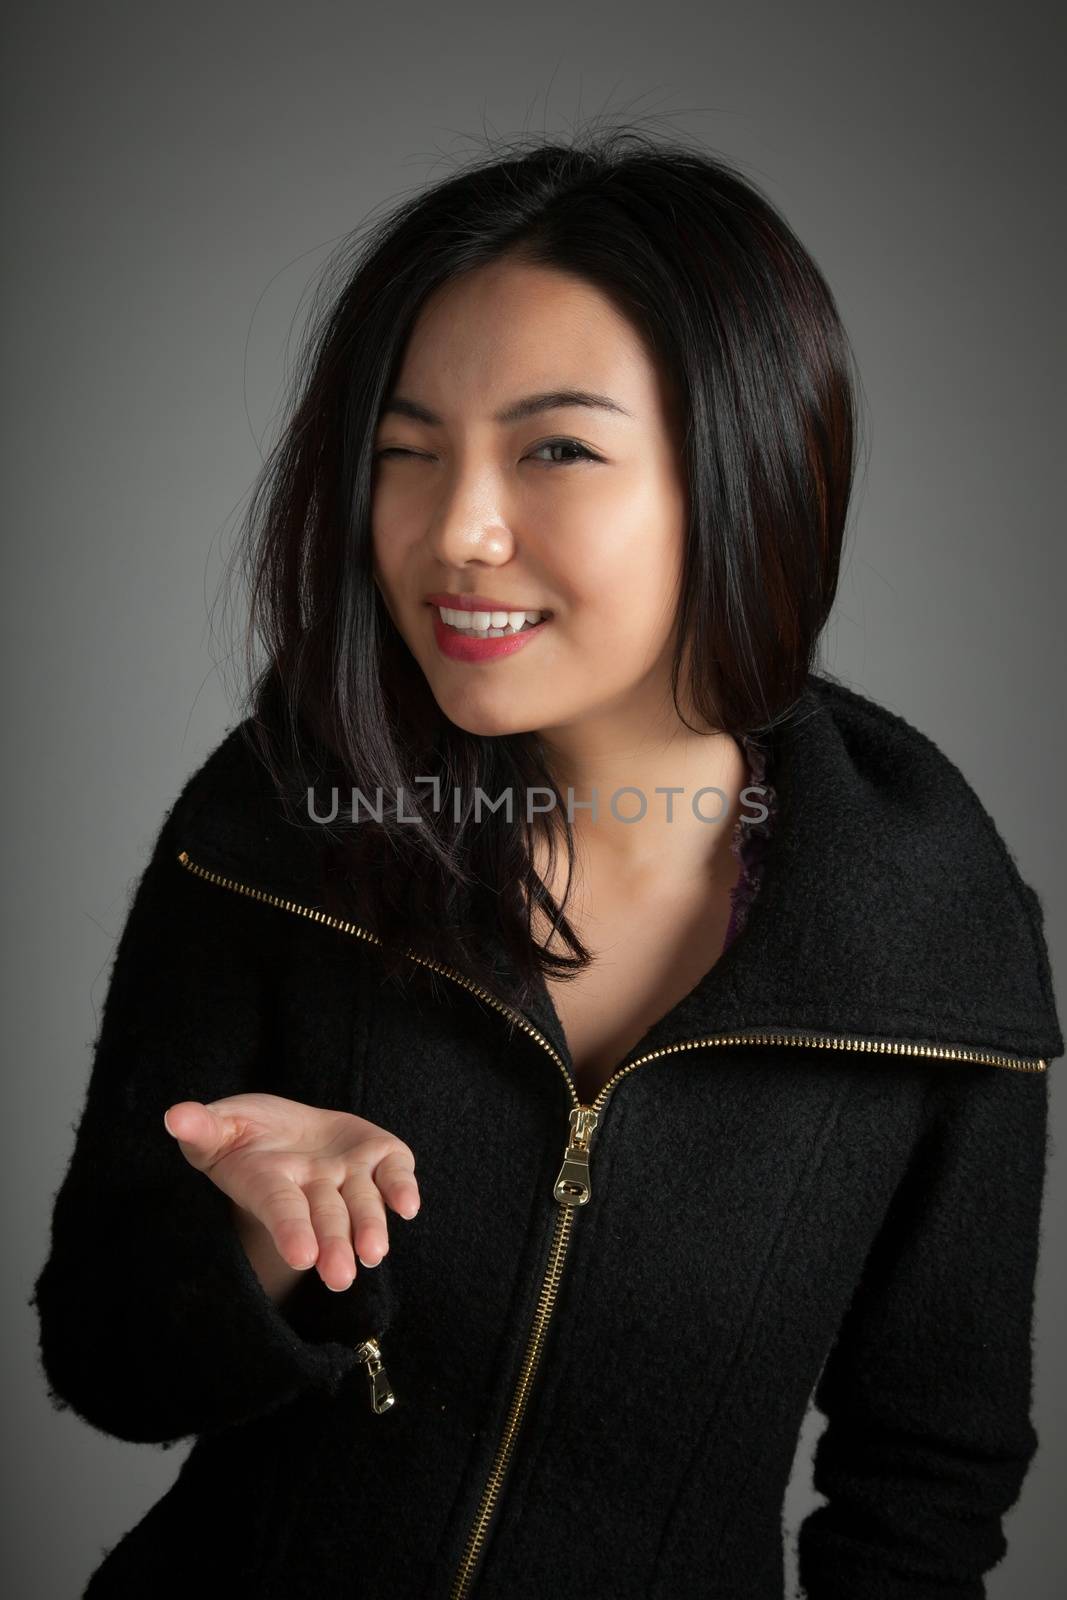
[388,259,668,422]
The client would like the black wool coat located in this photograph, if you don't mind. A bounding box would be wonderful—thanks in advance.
[31,673,1064,1600]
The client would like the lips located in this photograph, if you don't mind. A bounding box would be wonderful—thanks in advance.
[430,607,551,663]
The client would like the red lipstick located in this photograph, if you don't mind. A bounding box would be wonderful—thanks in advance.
[426,601,553,663]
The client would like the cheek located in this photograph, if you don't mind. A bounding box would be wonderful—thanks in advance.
[369,517,387,581]
[371,472,420,545]
[369,538,409,641]
[370,508,418,601]
[369,542,391,604]
[558,584,677,669]
[548,476,684,638]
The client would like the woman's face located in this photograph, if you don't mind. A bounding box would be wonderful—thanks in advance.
[371,257,690,742]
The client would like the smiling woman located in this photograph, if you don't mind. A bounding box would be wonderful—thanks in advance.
[228,129,854,1006]
[369,261,694,746]
[365,251,761,1099]
[31,122,1061,1600]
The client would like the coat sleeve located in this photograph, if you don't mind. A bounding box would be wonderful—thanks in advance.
[29,801,372,1447]
[796,1058,1051,1600]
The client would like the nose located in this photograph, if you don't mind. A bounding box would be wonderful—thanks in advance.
[421,462,517,569]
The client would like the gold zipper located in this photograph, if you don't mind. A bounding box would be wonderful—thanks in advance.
[174,850,1046,1089]
[447,1031,1048,1598]
[354,1335,395,1414]
[175,847,1047,1597]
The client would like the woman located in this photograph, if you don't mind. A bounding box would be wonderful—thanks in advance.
[31,128,1062,1599]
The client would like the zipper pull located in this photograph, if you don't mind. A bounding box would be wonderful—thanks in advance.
[354,1336,395,1413]
[553,1106,600,1207]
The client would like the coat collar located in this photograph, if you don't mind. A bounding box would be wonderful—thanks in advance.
[171,674,1063,1072]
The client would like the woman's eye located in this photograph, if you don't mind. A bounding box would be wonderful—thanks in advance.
[528,439,600,466]
[373,440,601,465]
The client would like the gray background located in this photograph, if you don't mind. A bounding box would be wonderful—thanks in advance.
[5,2,1064,1594]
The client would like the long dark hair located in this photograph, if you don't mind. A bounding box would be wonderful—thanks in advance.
[221,122,861,1007]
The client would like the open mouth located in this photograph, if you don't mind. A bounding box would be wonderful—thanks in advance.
[430,604,553,638]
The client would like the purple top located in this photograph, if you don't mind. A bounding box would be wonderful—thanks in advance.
[722,733,778,954]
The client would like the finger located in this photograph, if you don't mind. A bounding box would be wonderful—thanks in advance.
[304,1176,362,1292]
[162,1101,232,1168]
[337,1168,392,1271]
[370,1145,421,1222]
[162,1100,206,1140]
[239,1170,320,1273]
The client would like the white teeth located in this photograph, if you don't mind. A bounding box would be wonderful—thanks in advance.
[437,605,550,635]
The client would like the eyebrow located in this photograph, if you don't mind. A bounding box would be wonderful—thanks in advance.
[378,388,634,427]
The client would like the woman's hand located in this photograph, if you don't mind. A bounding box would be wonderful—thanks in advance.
[161,1094,420,1293]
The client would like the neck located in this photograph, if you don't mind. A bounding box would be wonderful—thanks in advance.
[535,705,750,886]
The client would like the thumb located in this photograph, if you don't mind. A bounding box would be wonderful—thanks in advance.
[162,1101,227,1163]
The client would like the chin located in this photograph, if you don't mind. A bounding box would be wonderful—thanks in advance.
[433,692,542,740]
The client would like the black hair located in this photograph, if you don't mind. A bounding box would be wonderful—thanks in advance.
[222,120,861,1007]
